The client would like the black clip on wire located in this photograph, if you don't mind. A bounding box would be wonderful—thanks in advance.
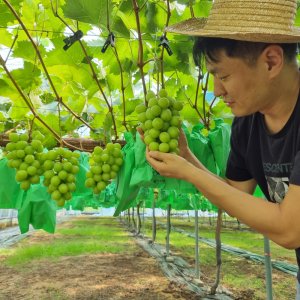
[159,35,173,56]
[101,32,115,53]
[63,30,83,51]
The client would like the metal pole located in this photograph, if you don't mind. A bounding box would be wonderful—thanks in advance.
[264,236,273,300]
[256,188,273,300]
[152,189,157,243]
[142,200,145,237]
[195,209,200,278]
[8,209,13,227]
[166,204,171,257]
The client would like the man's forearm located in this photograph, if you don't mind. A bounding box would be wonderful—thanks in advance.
[184,165,293,248]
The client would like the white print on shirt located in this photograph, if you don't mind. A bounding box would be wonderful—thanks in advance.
[265,176,289,203]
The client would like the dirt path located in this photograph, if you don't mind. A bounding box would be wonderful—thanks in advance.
[0,218,203,300]
[0,251,203,300]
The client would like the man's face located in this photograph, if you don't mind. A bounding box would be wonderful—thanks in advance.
[206,50,269,117]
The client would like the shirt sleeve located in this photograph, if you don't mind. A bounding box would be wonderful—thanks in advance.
[225,118,253,181]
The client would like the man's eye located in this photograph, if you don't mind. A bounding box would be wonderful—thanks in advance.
[219,75,229,81]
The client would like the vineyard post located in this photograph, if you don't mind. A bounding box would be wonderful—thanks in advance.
[152,189,157,243]
[264,236,273,300]
[194,204,200,278]
[165,204,171,257]
[136,201,141,235]
[210,209,223,295]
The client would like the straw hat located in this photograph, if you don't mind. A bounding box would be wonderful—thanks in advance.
[166,0,300,43]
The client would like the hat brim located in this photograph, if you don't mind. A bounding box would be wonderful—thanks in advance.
[166,18,300,43]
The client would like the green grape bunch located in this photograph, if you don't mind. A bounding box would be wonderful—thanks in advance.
[85,143,123,194]
[5,132,44,191]
[135,89,183,153]
[41,148,80,207]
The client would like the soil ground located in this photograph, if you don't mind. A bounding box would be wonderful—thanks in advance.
[0,217,205,300]
[0,216,296,300]
[0,251,201,300]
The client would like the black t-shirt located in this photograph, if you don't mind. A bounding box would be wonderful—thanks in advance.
[226,95,300,282]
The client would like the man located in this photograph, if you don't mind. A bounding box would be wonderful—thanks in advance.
[145,0,300,298]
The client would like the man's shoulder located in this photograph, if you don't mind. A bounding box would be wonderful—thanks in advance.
[231,113,259,134]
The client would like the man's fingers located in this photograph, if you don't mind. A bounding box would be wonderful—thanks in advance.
[137,127,143,135]
[148,150,168,161]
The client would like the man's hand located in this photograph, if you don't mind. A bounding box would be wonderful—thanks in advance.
[146,150,194,180]
[137,127,144,140]
[178,129,189,158]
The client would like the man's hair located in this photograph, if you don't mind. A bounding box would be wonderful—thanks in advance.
[193,37,298,67]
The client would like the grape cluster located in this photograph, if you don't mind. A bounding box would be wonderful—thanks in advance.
[85,143,123,194]
[41,148,80,207]
[135,89,183,153]
[5,132,44,191]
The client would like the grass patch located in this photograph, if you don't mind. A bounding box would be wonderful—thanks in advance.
[153,217,296,262]
[3,217,136,267]
[141,216,297,300]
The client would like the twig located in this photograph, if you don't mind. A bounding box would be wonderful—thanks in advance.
[132,0,147,102]
[159,0,171,89]
[5,30,18,63]
[193,68,206,124]
[202,73,210,128]
[113,47,129,132]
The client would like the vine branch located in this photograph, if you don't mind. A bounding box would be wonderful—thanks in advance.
[4,0,93,132]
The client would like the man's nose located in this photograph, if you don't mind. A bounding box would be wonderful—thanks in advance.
[213,78,226,98]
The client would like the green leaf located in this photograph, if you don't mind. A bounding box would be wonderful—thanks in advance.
[10,61,42,91]
[62,0,113,25]
[0,111,7,122]
[119,98,141,115]
[90,112,106,129]
[0,0,22,26]
[14,40,46,62]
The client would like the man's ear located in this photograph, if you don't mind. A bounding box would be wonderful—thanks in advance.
[261,44,284,78]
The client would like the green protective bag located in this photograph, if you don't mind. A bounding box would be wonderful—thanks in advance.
[69,196,86,211]
[160,126,196,194]
[62,151,92,211]
[18,184,56,234]
[73,151,92,196]
[156,189,176,210]
[189,193,202,210]
[129,132,165,189]
[189,124,217,174]
[114,132,140,216]
[253,185,265,198]
[208,119,231,177]
[136,187,154,208]
[101,182,118,208]
[0,158,25,209]
[199,196,212,212]
[171,192,194,210]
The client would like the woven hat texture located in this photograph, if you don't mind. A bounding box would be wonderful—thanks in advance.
[166,0,300,43]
